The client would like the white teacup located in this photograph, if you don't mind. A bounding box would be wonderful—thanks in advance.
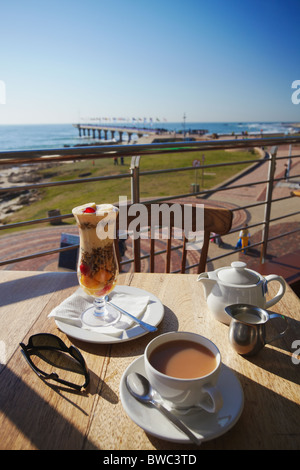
[144,331,223,413]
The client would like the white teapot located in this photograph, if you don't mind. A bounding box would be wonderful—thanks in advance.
[197,261,286,324]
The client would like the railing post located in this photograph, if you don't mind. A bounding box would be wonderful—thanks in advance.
[130,156,140,203]
[287,144,292,180]
[130,156,141,271]
[260,146,277,264]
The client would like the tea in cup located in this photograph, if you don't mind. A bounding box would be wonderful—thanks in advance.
[144,331,223,413]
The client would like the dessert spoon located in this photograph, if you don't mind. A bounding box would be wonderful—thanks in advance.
[106,297,157,332]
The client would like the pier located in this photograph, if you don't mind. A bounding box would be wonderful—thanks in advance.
[72,123,211,145]
[73,123,157,143]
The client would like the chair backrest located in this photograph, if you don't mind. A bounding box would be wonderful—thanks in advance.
[116,202,232,274]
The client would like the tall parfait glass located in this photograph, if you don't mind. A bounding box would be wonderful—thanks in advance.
[72,203,120,327]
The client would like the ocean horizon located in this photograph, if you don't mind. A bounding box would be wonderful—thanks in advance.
[0,121,297,151]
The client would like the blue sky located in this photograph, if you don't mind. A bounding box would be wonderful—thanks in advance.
[0,0,300,124]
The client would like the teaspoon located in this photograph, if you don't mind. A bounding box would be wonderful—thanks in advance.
[126,372,202,445]
[105,296,157,333]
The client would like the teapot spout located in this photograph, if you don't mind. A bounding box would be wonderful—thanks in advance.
[197,272,216,299]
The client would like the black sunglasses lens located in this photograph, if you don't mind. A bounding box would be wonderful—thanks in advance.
[29,349,86,386]
[29,334,65,350]
[70,345,84,363]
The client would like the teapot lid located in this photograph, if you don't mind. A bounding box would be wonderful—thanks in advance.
[217,261,260,285]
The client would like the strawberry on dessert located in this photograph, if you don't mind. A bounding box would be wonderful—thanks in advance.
[83,206,96,213]
[79,263,90,275]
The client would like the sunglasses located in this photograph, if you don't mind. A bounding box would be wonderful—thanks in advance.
[20,333,90,391]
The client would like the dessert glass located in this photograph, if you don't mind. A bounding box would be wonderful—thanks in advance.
[72,203,120,327]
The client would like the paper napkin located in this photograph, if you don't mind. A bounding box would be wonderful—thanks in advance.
[48,288,150,337]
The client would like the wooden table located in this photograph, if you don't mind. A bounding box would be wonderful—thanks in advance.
[0,270,299,450]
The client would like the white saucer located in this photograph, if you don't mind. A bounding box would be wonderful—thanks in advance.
[55,285,164,344]
[120,356,244,444]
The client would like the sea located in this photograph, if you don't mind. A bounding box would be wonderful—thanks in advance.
[0,121,297,151]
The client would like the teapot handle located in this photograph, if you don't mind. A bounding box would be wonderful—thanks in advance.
[265,275,286,309]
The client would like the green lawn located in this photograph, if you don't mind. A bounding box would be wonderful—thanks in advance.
[2,148,259,232]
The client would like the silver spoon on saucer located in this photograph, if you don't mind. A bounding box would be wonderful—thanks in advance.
[106,297,157,333]
[126,372,202,445]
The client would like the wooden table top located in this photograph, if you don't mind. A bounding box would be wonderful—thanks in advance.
[0,270,299,450]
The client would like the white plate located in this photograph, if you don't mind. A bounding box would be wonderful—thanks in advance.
[120,356,244,445]
[55,285,164,344]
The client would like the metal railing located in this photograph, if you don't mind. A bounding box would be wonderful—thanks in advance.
[0,135,299,271]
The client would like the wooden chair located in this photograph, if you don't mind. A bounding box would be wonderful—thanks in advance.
[116,202,232,274]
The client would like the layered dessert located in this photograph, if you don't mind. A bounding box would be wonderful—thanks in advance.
[72,203,119,297]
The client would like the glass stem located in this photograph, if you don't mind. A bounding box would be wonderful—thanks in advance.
[93,297,107,316]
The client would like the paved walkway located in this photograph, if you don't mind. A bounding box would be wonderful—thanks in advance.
[0,145,299,277]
